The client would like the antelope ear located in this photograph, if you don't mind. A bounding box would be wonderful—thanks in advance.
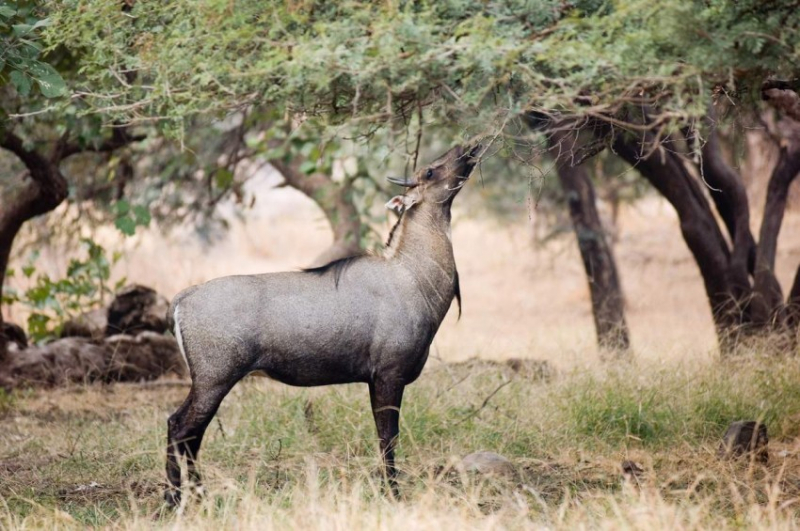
[385,193,419,214]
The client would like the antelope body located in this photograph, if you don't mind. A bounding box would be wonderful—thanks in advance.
[165,144,480,506]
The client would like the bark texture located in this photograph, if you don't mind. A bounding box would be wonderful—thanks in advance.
[751,140,800,326]
[613,133,736,336]
[608,91,800,353]
[550,129,630,351]
[0,132,69,363]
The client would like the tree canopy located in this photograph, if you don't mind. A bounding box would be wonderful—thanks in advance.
[48,0,800,138]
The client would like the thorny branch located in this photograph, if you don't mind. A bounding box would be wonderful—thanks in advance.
[455,378,512,425]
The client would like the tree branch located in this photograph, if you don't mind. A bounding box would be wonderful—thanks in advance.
[762,85,800,122]
[751,141,800,325]
[698,116,757,298]
[0,130,50,181]
[271,158,363,266]
[614,132,736,337]
[549,126,630,351]
[58,128,146,161]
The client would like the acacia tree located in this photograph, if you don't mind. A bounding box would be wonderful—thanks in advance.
[137,109,386,264]
[46,0,800,352]
[609,96,800,350]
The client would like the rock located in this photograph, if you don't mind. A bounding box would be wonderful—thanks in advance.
[6,337,108,387]
[505,358,554,381]
[60,308,107,341]
[62,285,170,339]
[106,284,170,336]
[621,460,644,482]
[105,332,188,381]
[0,332,186,390]
[460,451,516,478]
[718,420,768,463]
[1,322,28,351]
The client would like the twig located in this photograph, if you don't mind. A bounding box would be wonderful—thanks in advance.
[435,372,472,398]
[413,98,423,171]
[455,379,512,425]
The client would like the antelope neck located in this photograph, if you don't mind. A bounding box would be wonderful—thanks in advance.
[384,203,457,320]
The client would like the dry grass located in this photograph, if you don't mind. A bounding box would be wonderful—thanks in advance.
[3,356,800,529]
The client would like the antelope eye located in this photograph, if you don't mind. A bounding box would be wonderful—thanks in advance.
[425,169,434,179]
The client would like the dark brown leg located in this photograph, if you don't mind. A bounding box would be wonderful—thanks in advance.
[369,379,404,497]
[165,382,234,507]
[165,398,190,507]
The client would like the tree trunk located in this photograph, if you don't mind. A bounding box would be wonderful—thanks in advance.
[549,130,630,352]
[613,133,737,345]
[0,224,14,364]
[787,264,800,333]
[697,127,760,338]
[0,126,141,362]
[0,137,70,361]
[270,160,363,267]
[750,144,800,326]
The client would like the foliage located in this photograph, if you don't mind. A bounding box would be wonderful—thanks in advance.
[36,1,798,252]
[5,239,124,342]
[556,359,800,447]
[0,0,66,101]
[0,0,156,251]
[112,199,151,236]
[47,1,800,140]
[0,387,14,415]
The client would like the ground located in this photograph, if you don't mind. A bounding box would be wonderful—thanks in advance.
[3,357,800,529]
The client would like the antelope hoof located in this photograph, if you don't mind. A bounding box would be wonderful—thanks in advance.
[190,482,206,498]
[164,488,181,508]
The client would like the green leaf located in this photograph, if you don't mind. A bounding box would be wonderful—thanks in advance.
[12,23,32,37]
[31,18,52,31]
[9,70,31,96]
[66,258,83,278]
[132,205,151,226]
[27,312,52,341]
[22,265,36,278]
[115,216,137,236]
[299,160,317,175]
[214,168,234,189]
[114,199,131,216]
[0,5,16,19]
[1,286,19,306]
[34,72,67,98]
[245,135,263,149]
[24,60,67,97]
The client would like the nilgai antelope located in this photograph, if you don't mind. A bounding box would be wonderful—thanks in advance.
[165,144,481,506]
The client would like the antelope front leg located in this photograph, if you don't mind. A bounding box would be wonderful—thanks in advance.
[369,379,404,497]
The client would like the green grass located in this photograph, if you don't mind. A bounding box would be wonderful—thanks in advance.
[3,356,800,529]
